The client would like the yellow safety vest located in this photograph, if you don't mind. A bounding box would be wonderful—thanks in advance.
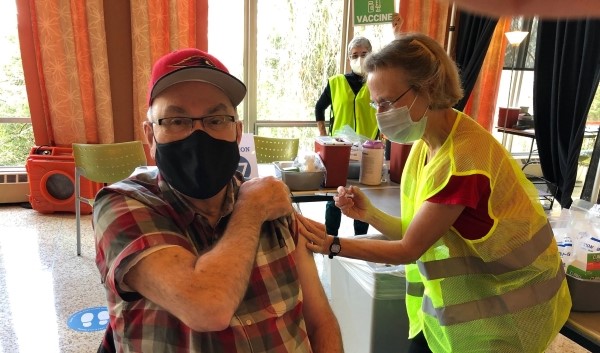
[329,74,378,139]
[401,111,571,353]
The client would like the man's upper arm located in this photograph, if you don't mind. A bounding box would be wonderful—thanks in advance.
[93,190,192,292]
[293,230,343,352]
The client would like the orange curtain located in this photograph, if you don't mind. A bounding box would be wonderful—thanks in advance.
[16,0,205,146]
[395,0,511,132]
[17,0,110,146]
[462,18,511,131]
[398,0,450,44]
[131,0,203,141]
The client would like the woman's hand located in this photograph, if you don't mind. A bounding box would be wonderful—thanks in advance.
[296,213,331,255]
[334,185,372,222]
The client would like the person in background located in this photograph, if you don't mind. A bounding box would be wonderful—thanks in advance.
[93,48,343,353]
[315,36,377,237]
[299,33,571,353]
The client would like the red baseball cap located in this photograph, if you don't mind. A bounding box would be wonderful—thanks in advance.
[148,48,247,106]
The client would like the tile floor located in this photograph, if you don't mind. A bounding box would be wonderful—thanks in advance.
[0,200,591,352]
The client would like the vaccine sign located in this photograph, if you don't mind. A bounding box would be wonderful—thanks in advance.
[238,133,258,179]
[354,0,394,25]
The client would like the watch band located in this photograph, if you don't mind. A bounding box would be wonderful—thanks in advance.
[328,236,341,259]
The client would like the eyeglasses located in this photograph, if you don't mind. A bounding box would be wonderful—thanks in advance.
[156,115,235,136]
[349,52,368,60]
[370,87,412,112]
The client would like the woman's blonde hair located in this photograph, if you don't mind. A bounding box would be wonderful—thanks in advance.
[364,32,463,109]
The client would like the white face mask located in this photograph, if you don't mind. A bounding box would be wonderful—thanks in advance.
[376,96,428,143]
[350,57,364,75]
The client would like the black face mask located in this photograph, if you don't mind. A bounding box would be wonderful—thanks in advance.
[155,130,240,199]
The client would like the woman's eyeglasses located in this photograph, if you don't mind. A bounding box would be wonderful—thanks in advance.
[370,87,412,112]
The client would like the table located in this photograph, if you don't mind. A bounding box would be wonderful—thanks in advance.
[258,163,400,204]
[496,127,558,209]
[496,125,600,204]
[560,311,600,352]
[135,165,400,205]
[497,126,598,167]
[497,127,538,166]
[287,179,400,203]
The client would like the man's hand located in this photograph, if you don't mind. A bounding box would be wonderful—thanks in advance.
[237,176,293,221]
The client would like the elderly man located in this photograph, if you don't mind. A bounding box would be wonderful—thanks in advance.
[93,48,343,353]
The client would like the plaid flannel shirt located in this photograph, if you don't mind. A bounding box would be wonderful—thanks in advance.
[93,169,312,352]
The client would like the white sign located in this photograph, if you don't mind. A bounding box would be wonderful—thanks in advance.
[238,133,258,179]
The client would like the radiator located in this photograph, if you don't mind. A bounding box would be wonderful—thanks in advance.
[0,167,29,204]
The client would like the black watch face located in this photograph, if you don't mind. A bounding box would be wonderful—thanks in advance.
[329,237,341,258]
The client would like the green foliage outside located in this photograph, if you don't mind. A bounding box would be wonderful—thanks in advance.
[0,123,33,166]
[254,0,396,153]
[253,0,343,153]
[256,0,342,122]
[0,33,34,167]
[588,86,600,123]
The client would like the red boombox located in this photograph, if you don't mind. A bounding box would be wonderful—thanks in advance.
[26,146,103,214]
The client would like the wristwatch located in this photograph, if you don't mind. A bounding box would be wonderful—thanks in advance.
[328,236,341,259]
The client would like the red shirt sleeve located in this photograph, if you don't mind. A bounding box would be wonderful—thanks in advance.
[427,174,493,240]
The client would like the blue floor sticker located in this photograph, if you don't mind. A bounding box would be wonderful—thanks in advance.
[67,306,109,332]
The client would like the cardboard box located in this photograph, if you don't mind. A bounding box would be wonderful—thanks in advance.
[567,264,600,281]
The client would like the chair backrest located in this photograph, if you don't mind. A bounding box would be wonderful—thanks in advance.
[253,136,299,163]
[72,141,147,184]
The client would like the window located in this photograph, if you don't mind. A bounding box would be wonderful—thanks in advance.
[207,0,244,120]
[494,16,600,195]
[494,18,537,152]
[0,1,33,167]
[588,85,600,123]
[255,0,345,124]
[495,17,600,133]
[208,0,395,152]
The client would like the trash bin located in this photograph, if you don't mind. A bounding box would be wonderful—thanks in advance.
[331,257,410,353]
[315,136,352,188]
[389,142,412,184]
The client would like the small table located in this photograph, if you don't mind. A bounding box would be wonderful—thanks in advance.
[560,311,600,352]
[497,127,537,167]
[497,126,598,167]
